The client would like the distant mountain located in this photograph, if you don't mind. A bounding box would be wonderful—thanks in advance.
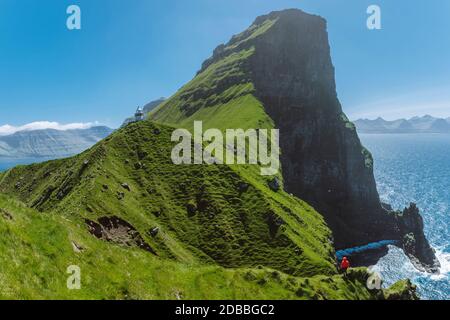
[354,115,450,133]
[122,98,165,127]
[0,126,113,158]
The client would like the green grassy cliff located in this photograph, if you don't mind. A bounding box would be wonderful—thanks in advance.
[0,193,374,300]
[1,121,335,276]
[0,122,416,299]
[0,8,419,300]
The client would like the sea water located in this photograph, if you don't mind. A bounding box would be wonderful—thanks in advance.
[0,157,54,172]
[359,133,450,300]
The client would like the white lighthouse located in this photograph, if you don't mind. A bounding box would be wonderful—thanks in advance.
[134,107,145,122]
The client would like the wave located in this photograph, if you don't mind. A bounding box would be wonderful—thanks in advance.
[430,248,450,280]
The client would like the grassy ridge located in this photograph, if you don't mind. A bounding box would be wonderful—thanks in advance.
[0,122,416,299]
[0,122,336,277]
[0,122,398,300]
[0,193,379,300]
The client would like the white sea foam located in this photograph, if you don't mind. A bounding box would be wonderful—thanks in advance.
[430,248,450,280]
[374,245,449,293]
[361,134,450,299]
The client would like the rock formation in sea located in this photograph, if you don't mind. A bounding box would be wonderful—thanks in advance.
[396,203,440,273]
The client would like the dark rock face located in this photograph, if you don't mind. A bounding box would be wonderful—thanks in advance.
[203,9,438,272]
[396,204,440,273]
[228,9,395,246]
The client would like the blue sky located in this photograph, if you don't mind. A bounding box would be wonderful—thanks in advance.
[0,0,449,129]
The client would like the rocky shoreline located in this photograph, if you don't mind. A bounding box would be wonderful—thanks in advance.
[336,203,441,274]
[394,203,441,273]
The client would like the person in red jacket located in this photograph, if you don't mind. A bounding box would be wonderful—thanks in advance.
[340,257,350,275]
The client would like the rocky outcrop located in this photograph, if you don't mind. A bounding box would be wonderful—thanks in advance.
[396,203,440,273]
[200,9,438,272]
[85,216,156,254]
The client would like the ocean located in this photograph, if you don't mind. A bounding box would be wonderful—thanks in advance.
[0,157,54,172]
[359,134,450,300]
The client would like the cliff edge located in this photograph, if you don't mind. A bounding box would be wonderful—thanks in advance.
[153,9,439,273]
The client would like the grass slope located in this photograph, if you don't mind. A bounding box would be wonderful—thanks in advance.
[0,122,412,299]
[0,193,381,300]
[0,122,335,276]
[0,14,414,300]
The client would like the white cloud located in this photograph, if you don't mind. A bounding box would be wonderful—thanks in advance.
[0,121,100,136]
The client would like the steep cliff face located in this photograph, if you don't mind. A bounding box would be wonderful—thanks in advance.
[239,12,438,274]
[159,9,394,247]
[152,9,438,271]
[241,10,392,248]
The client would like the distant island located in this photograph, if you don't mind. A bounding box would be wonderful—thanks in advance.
[0,126,113,158]
[354,115,450,134]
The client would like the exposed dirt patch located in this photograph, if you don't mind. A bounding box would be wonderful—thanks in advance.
[0,208,13,220]
[85,216,156,254]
